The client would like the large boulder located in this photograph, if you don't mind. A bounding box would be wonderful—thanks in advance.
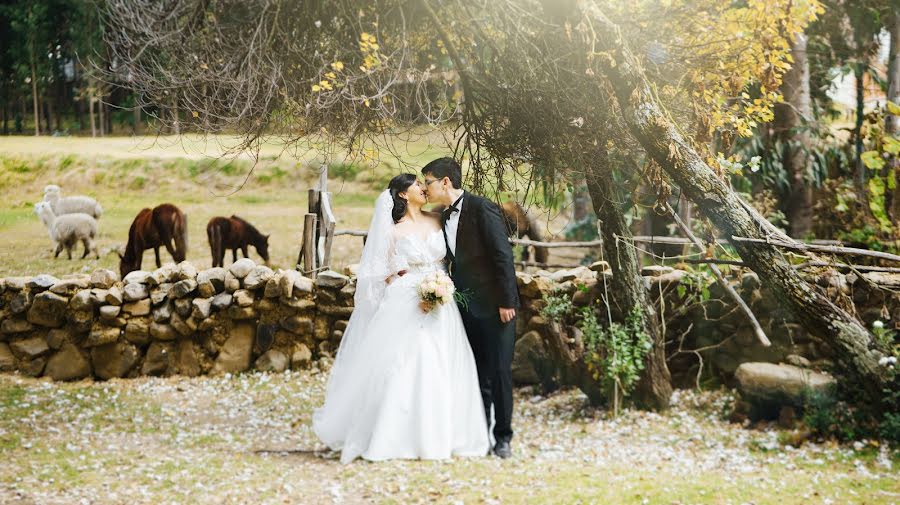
[125,318,152,345]
[255,349,288,373]
[105,286,124,305]
[211,293,233,311]
[173,261,198,282]
[197,267,227,290]
[123,270,152,284]
[9,291,33,314]
[142,342,174,376]
[90,268,119,289]
[27,274,60,292]
[233,290,254,307]
[123,299,151,316]
[10,336,50,360]
[281,316,314,335]
[734,362,836,418]
[170,279,198,298]
[175,340,201,377]
[49,276,90,295]
[123,283,149,302]
[1,319,32,335]
[26,291,69,327]
[192,297,213,319]
[91,342,140,379]
[212,323,254,374]
[244,265,275,290]
[229,258,256,279]
[85,325,122,347]
[69,289,94,311]
[316,270,349,289]
[291,343,313,369]
[511,330,549,386]
[45,343,91,381]
[0,343,15,372]
[45,328,70,350]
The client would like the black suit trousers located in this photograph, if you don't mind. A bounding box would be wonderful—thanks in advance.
[460,306,515,443]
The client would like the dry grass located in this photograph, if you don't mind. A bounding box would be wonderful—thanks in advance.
[0,134,582,278]
[0,371,896,504]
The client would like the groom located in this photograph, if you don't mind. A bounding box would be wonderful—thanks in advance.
[422,157,519,459]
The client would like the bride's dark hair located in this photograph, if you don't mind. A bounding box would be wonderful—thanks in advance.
[388,173,417,223]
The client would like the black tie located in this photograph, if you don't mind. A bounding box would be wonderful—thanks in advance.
[442,194,464,222]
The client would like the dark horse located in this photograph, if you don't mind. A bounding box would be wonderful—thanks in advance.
[119,203,189,277]
[500,201,549,264]
[206,215,270,267]
[432,201,549,264]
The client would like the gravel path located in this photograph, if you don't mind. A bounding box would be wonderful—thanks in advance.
[0,369,896,504]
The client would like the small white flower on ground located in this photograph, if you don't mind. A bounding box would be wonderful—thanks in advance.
[873,320,884,329]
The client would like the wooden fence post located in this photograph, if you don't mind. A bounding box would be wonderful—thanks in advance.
[301,213,318,278]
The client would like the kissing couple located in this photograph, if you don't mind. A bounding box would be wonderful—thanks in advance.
[313,157,520,463]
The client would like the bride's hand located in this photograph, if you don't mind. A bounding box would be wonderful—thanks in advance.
[419,300,433,313]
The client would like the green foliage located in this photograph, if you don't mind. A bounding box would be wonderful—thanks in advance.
[581,306,653,398]
[328,161,366,182]
[802,386,866,440]
[539,292,573,323]
[562,216,599,241]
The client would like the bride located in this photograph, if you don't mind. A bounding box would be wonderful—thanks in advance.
[312,174,490,463]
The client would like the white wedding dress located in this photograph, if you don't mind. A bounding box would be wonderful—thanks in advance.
[312,202,490,464]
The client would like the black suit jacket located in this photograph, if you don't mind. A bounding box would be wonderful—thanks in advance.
[443,192,520,318]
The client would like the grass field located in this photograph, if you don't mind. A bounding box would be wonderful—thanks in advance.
[0,134,582,278]
[0,371,897,504]
[0,134,477,277]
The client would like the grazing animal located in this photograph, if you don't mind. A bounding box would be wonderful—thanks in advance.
[119,203,189,277]
[500,201,549,264]
[207,215,270,267]
[43,185,103,219]
[33,201,100,259]
[431,200,549,264]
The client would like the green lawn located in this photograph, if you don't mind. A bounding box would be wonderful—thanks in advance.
[0,133,455,277]
[0,372,896,504]
[0,134,580,277]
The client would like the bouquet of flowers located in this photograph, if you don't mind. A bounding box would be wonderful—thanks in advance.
[417,271,456,313]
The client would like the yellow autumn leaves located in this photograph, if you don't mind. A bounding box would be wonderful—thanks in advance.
[312,32,381,93]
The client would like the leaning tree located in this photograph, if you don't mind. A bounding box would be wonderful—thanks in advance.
[101,0,897,413]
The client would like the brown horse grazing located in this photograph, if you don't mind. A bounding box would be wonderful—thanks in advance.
[500,201,549,264]
[206,215,270,267]
[431,201,549,264]
[119,204,188,278]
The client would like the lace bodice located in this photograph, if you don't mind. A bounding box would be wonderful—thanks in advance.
[391,229,446,274]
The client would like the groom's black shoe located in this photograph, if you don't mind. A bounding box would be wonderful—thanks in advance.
[493,440,512,459]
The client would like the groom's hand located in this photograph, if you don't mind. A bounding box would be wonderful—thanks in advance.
[499,307,516,323]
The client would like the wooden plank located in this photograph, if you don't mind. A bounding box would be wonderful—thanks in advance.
[320,191,337,269]
[301,213,318,278]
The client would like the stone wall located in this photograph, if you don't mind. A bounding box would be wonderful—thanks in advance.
[0,259,353,380]
[1,259,895,384]
[511,263,899,389]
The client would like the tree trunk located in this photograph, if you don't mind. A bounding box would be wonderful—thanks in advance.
[133,102,142,135]
[585,146,672,410]
[172,99,180,134]
[30,58,40,136]
[89,96,96,138]
[775,33,814,237]
[584,5,891,410]
[98,94,105,136]
[887,15,900,221]
[2,85,8,135]
[854,62,867,190]
[45,92,55,134]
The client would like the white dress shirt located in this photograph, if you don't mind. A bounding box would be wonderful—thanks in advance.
[445,193,464,256]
